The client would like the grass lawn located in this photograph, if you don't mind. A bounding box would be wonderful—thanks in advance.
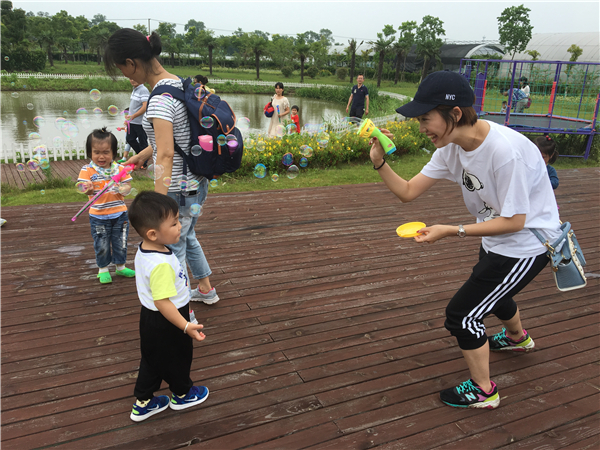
[2,154,598,208]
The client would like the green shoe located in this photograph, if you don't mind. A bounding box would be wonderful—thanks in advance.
[98,272,112,284]
[117,158,127,164]
[116,268,136,278]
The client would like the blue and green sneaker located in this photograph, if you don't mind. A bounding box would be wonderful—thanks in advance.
[489,328,535,352]
[130,395,170,422]
[169,385,209,411]
[440,379,500,409]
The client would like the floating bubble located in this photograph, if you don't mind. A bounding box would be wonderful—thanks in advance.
[76,181,89,194]
[40,159,50,170]
[299,157,308,168]
[282,152,294,166]
[10,82,15,86]
[80,118,91,129]
[26,103,34,111]
[199,135,213,151]
[180,179,188,190]
[40,189,45,195]
[11,92,19,98]
[15,163,26,172]
[55,117,67,130]
[53,137,63,148]
[28,132,41,142]
[244,137,255,150]
[128,188,138,197]
[63,110,68,116]
[209,179,219,188]
[187,179,200,191]
[237,117,250,134]
[271,173,279,182]
[286,165,299,179]
[4,56,8,61]
[27,159,40,171]
[61,121,79,138]
[253,163,267,179]
[108,105,119,116]
[22,120,27,126]
[76,107,88,115]
[300,145,314,157]
[216,134,227,146]
[118,184,132,195]
[317,132,330,148]
[194,86,206,100]
[256,141,266,152]
[200,116,214,129]
[158,93,174,106]
[163,177,172,187]
[33,116,45,128]
[147,164,164,180]
[181,174,188,182]
[191,144,202,156]
[190,203,202,216]
[93,107,102,115]
[89,89,101,102]
[274,124,285,137]
[286,124,297,135]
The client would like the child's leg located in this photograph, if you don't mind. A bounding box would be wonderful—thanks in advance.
[111,212,135,277]
[90,216,112,282]
[134,307,169,401]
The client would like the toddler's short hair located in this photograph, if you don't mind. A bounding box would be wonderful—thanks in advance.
[291,105,299,112]
[129,191,179,238]
[86,127,118,159]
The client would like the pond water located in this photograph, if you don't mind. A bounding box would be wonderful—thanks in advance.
[1,91,345,147]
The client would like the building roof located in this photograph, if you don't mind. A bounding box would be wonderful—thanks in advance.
[506,32,599,62]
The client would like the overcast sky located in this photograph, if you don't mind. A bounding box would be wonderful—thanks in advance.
[14,0,600,43]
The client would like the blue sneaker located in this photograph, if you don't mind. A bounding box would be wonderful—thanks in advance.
[169,385,209,411]
[130,395,170,422]
[440,379,500,409]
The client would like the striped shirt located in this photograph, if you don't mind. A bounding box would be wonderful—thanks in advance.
[142,78,203,193]
[78,163,132,217]
[134,244,190,311]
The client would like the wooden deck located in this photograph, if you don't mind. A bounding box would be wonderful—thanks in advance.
[1,168,599,450]
[1,160,86,190]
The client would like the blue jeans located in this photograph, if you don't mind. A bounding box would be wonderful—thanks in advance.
[167,179,212,280]
[89,211,129,268]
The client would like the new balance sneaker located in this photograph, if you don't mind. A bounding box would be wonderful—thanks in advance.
[130,395,170,422]
[488,328,535,352]
[190,287,219,305]
[440,379,500,409]
[169,385,209,411]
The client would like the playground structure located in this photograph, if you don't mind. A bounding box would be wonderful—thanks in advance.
[459,59,600,159]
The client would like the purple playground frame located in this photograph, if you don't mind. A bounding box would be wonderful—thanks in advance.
[459,58,600,159]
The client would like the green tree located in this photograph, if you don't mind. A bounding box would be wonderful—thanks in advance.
[184,19,204,32]
[393,20,417,83]
[369,25,395,87]
[497,5,533,59]
[1,1,27,49]
[156,22,177,68]
[133,23,147,35]
[197,29,218,75]
[26,14,55,66]
[89,21,119,65]
[52,10,78,64]
[415,15,445,81]
[270,34,295,70]
[294,33,312,83]
[247,31,270,79]
[567,44,583,62]
[525,49,540,60]
[90,13,106,26]
[359,48,372,73]
[345,39,363,83]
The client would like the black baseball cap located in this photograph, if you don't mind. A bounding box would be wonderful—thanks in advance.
[396,71,475,118]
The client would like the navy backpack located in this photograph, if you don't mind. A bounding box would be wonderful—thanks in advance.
[148,77,243,180]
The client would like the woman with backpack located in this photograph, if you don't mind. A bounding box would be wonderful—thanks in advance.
[267,82,290,137]
[104,29,219,305]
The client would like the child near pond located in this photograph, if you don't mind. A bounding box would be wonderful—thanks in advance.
[290,105,300,133]
[77,127,136,284]
[535,135,559,189]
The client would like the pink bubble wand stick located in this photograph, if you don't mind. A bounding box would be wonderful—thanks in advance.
[71,164,135,222]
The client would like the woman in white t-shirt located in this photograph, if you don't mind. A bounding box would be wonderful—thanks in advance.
[104,29,219,305]
[370,71,561,410]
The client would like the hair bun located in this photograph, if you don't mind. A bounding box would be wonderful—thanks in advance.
[148,31,162,57]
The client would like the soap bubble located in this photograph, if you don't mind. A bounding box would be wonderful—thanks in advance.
[317,132,330,148]
[61,121,79,138]
[282,152,294,166]
[27,159,40,171]
[187,179,200,191]
[216,134,227,146]
[273,124,284,137]
[10,82,15,86]
[147,164,164,180]
[4,56,8,61]
[28,132,41,143]
[194,86,206,100]
[16,163,26,172]
[163,177,172,187]
[209,179,219,188]
[76,107,88,116]
[190,145,202,156]
[286,165,299,179]
[89,89,101,102]
[236,117,250,134]
[299,157,308,168]
[118,184,132,195]
[244,137,255,150]
[256,141,266,152]
[40,159,50,170]
[33,116,45,128]
[253,163,267,178]
[200,116,214,129]
[127,188,138,197]
[40,190,45,195]
[75,181,89,194]
[26,103,34,111]
[180,179,188,190]
[22,120,27,126]
[11,92,19,98]
[63,110,68,116]
[271,173,279,182]
[108,105,119,116]
[55,117,67,130]
[93,107,102,115]
[190,203,202,216]
[300,145,314,157]
[80,118,91,129]
[286,124,297,135]
[53,137,63,147]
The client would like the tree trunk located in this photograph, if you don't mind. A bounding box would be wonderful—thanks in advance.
[171,53,175,68]
[97,48,101,65]
[377,51,384,88]
[63,49,68,64]
[420,56,429,82]
[401,54,408,82]
[47,46,54,67]
[394,50,401,85]
[255,52,260,80]
[300,56,305,83]
[208,48,213,75]
[349,51,355,83]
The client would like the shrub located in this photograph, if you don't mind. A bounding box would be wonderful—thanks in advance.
[336,67,348,81]
[1,49,46,72]
[320,69,331,77]
[307,66,319,79]
[281,66,293,78]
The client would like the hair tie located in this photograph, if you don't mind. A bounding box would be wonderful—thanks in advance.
[546,135,551,141]
[146,35,150,42]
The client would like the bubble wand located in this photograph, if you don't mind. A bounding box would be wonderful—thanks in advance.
[357,119,397,154]
[276,105,281,123]
[71,164,135,222]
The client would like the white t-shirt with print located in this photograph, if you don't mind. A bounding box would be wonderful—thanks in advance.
[134,244,190,311]
[142,78,203,193]
[420,120,561,258]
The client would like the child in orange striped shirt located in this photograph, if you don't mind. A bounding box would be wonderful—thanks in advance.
[78,128,135,284]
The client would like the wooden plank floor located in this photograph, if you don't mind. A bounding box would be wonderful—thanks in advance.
[1,160,86,189]
[1,168,599,450]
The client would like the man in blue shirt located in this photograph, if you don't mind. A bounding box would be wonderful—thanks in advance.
[503,87,527,113]
[346,74,369,119]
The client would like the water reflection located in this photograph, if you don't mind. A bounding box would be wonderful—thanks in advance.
[2,91,344,147]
